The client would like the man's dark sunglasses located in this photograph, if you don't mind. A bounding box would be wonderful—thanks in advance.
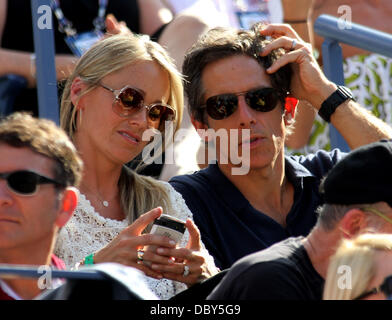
[0,170,64,196]
[201,87,282,120]
[99,83,176,123]
[354,275,392,300]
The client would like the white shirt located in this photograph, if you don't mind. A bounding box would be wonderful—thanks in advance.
[54,181,216,300]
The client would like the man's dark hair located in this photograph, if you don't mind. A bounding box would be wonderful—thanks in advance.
[0,112,83,189]
[182,23,292,123]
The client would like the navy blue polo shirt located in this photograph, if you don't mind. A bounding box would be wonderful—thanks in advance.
[169,149,344,270]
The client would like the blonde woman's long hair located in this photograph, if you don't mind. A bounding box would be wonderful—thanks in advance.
[60,33,184,224]
[323,233,392,300]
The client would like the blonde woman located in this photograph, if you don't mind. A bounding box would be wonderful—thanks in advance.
[323,233,392,300]
[54,34,217,299]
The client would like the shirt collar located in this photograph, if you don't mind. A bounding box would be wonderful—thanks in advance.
[285,155,316,181]
[205,157,316,212]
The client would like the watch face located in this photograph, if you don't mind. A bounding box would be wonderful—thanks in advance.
[338,86,355,100]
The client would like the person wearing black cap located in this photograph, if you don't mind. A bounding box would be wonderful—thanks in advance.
[208,140,392,300]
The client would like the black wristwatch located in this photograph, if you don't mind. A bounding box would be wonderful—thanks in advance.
[318,85,355,122]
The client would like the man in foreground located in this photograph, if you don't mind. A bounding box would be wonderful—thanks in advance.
[0,113,82,299]
[208,139,392,299]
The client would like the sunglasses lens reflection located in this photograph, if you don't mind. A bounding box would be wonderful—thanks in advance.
[110,86,175,122]
[120,88,144,109]
[246,88,279,112]
[149,105,164,121]
[112,88,143,117]
[149,105,175,122]
[206,95,237,120]
[205,88,280,120]
[8,171,38,195]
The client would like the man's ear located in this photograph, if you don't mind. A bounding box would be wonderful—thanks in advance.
[70,77,86,109]
[55,187,78,228]
[338,209,368,238]
[191,116,210,142]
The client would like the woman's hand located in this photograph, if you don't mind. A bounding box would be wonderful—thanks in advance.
[149,219,219,286]
[93,207,178,279]
[260,23,336,108]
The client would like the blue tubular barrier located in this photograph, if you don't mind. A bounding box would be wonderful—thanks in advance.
[314,14,392,57]
[0,264,159,300]
[0,265,105,280]
[31,0,59,125]
[314,14,392,152]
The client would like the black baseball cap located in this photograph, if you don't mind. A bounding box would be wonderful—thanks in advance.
[320,140,392,207]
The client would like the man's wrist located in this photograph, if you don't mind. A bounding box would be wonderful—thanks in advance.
[318,86,355,122]
[308,82,338,110]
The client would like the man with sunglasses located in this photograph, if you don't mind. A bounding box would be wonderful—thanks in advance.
[0,112,82,300]
[208,139,392,300]
[169,23,392,270]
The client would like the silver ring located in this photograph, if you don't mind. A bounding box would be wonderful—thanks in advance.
[290,39,297,51]
[136,249,145,262]
[183,265,190,277]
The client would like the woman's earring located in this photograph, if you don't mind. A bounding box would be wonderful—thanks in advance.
[79,109,83,126]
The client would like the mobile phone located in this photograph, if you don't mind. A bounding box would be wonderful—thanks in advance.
[143,214,186,267]
[150,214,186,243]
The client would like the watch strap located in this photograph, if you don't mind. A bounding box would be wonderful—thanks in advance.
[318,86,354,122]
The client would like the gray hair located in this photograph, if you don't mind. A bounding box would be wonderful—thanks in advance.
[316,203,390,231]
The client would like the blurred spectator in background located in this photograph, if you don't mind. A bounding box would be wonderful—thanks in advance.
[0,0,174,115]
[0,112,82,300]
[164,0,282,28]
[324,233,392,300]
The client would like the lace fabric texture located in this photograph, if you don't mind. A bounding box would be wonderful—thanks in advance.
[54,181,215,300]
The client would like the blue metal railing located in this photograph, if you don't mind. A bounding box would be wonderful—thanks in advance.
[31,0,59,125]
[0,264,159,300]
[314,14,392,152]
[0,265,105,280]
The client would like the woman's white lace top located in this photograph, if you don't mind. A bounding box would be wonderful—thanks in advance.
[54,181,215,300]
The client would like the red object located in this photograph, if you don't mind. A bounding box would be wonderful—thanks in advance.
[284,96,298,118]
[51,254,66,270]
[0,286,14,300]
